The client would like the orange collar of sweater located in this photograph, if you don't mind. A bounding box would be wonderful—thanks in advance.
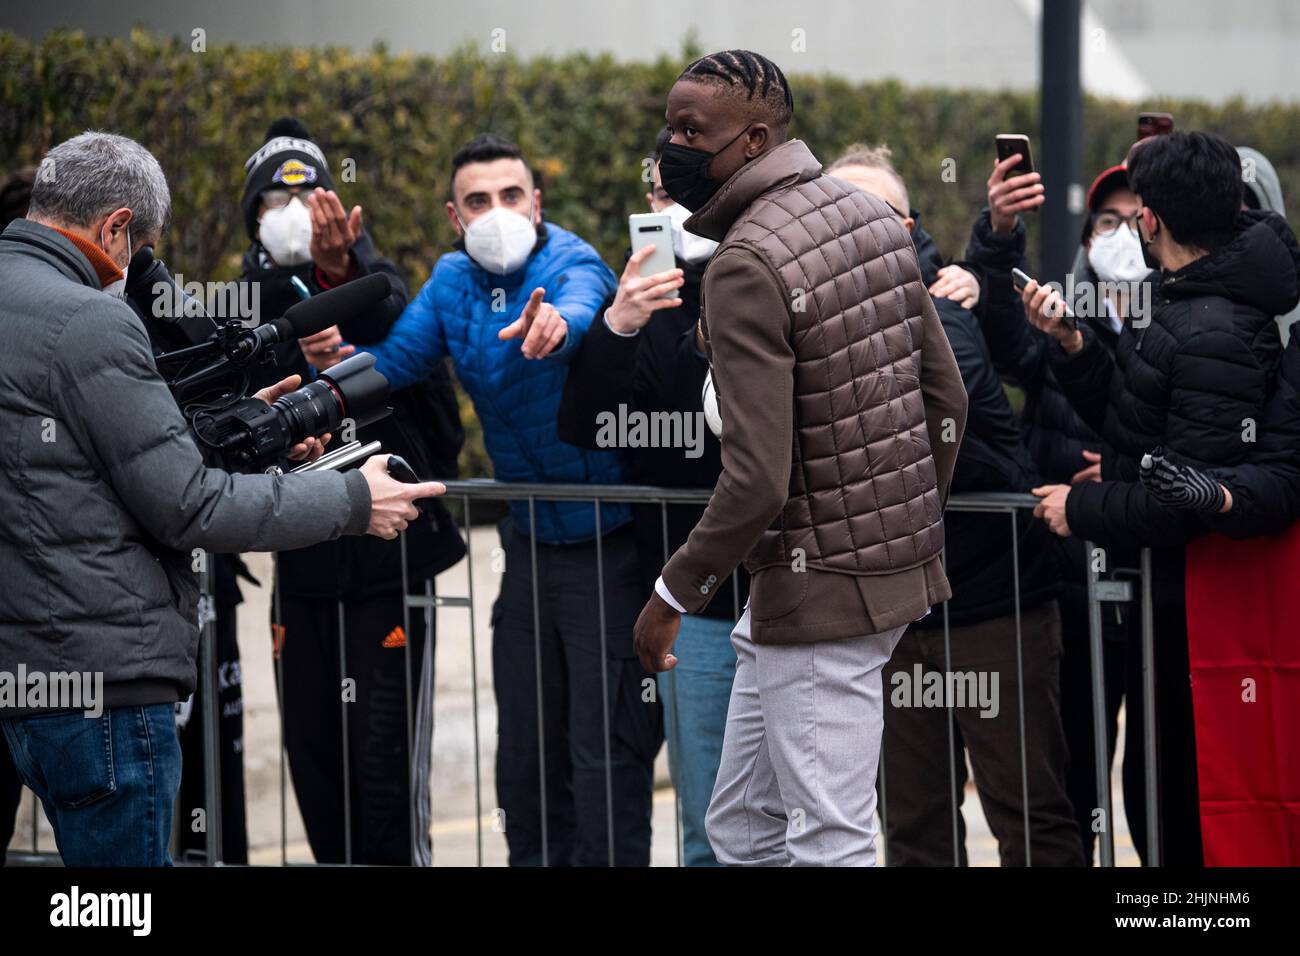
[50,225,124,288]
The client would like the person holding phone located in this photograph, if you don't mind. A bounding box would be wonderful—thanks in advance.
[964,143,1165,863]
[827,144,1081,866]
[1025,131,1298,865]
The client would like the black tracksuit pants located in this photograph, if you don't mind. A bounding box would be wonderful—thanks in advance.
[275,583,435,866]
[491,520,661,867]
[178,599,249,863]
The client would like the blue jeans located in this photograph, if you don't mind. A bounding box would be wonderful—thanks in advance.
[2,704,182,866]
[658,615,737,866]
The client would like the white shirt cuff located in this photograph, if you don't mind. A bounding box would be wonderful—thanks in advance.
[654,576,687,614]
[603,309,641,338]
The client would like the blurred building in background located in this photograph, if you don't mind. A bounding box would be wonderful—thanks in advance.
[5,0,1298,105]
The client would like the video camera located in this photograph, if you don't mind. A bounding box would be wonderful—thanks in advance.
[125,247,394,474]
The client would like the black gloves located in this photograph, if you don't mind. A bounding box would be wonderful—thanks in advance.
[1139,447,1227,513]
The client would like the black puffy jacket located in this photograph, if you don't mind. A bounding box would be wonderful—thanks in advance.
[1054,209,1300,551]
[964,207,1118,484]
[1207,334,1300,538]
[910,222,1060,627]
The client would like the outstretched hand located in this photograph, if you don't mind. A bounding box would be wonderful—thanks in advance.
[498,287,568,358]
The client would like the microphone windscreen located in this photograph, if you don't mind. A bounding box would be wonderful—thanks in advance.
[279,272,391,340]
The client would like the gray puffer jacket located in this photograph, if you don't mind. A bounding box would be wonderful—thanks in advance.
[0,220,372,716]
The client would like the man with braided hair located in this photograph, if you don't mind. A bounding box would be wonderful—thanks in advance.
[633,50,968,866]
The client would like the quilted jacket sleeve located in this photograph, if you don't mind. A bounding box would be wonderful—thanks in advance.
[660,247,794,613]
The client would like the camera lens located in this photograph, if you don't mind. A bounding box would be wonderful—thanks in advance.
[269,352,390,447]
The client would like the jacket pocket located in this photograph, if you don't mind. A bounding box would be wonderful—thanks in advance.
[750,565,809,622]
[22,710,116,809]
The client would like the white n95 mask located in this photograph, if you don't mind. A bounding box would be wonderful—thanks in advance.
[259,196,313,267]
[1088,225,1148,284]
[462,204,538,276]
[665,201,718,264]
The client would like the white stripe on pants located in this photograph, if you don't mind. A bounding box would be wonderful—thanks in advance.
[705,605,906,866]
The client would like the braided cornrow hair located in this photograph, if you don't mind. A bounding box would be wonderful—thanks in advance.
[678,50,794,127]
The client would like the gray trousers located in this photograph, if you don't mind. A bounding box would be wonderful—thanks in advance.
[705,605,906,866]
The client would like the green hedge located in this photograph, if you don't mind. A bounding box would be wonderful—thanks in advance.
[4,29,1299,476]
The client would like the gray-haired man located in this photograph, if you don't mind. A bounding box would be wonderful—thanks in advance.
[0,132,441,866]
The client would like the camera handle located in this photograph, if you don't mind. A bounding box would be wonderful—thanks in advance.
[272,439,383,476]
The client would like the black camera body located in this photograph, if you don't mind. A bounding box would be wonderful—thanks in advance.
[125,246,393,473]
[189,353,390,473]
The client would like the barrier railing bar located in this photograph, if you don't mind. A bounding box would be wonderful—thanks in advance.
[198,554,223,865]
[1140,548,1160,866]
[940,546,959,867]
[170,483,1153,870]
[462,494,484,868]
[338,600,352,865]
[1084,540,1115,867]
[593,502,615,867]
[527,496,548,868]
[660,501,685,868]
[274,557,287,866]
[400,529,417,865]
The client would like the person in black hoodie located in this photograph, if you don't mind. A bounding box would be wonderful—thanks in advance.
[829,147,1082,866]
[967,153,1157,863]
[556,128,741,866]
[1025,130,1300,865]
[238,119,466,865]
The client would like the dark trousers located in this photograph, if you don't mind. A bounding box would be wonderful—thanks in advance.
[178,599,248,863]
[0,732,22,863]
[492,520,661,867]
[880,601,1084,866]
[276,583,435,865]
[1120,549,1203,866]
[1058,582,1132,864]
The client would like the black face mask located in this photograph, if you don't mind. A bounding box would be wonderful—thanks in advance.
[658,124,751,212]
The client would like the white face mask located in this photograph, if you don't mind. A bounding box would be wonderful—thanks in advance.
[460,203,537,275]
[259,196,313,267]
[101,222,131,299]
[664,200,718,264]
[1088,224,1148,283]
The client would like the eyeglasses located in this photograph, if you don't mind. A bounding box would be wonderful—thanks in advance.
[261,187,307,209]
[1092,210,1140,238]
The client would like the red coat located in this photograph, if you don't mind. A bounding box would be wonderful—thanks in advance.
[1184,525,1300,865]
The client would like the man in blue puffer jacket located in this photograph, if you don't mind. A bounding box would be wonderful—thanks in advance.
[305,134,661,866]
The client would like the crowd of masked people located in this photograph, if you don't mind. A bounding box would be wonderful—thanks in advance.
[2,100,1296,867]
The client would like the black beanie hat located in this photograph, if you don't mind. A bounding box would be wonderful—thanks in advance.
[241,117,337,239]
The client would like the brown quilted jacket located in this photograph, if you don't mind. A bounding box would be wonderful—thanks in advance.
[659,139,967,643]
